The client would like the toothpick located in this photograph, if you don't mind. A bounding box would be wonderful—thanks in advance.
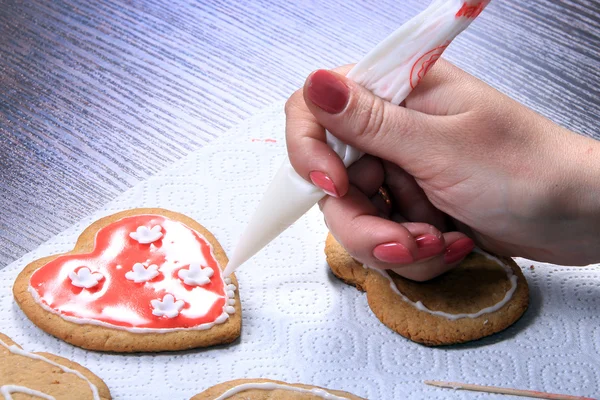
[424,380,596,400]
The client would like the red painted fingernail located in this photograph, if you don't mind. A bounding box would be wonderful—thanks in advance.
[443,238,475,264]
[307,70,349,114]
[415,234,444,260]
[373,242,414,264]
[309,171,340,197]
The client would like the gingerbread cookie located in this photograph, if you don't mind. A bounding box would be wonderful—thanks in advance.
[0,332,111,399]
[13,208,241,352]
[191,379,364,399]
[325,233,529,345]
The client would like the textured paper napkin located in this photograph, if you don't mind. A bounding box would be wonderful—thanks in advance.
[1,104,599,400]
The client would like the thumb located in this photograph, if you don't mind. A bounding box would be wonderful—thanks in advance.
[303,69,452,170]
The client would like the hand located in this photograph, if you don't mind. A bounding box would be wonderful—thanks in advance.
[285,60,600,281]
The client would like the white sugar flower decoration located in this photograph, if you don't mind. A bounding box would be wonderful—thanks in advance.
[69,267,104,289]
[178,263,214,286]
[129,225,163,244]
[150,294,185,318]
[125,263,159,283]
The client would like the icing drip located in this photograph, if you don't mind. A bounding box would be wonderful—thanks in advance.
[370,248,518,320]
[1,385,55,400]
[28,215,236,332]
[0,339,99,400]
[213,382,351,400]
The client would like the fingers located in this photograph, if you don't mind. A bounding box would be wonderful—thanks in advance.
[323,184,475,281]
[285,89,349,197]
[346,156,389,217]
[347,155,384,197]
[389,231,475,282]
[302,69,453,172]
[322,186,419,267]
[383,161,449,231]
[322,186,454,272]
[284,64,356,197]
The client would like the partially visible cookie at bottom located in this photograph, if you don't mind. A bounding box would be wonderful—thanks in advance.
[0,332,111,399]
[325,233,529,346]
[191,379,365,399]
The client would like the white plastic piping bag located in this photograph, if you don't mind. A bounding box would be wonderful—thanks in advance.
[224,0,490,276]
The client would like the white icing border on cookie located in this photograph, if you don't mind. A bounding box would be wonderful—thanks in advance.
[370,248,518,320]
[212,382,352,400]
[27,217,238,333]
[1,385,55,400]
[28,275,237,333]
[0,339,100,400]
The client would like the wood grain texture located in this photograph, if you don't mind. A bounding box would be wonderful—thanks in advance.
[1,0,599,268]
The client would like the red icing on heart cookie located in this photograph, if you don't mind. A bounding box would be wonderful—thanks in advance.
[28,215,232,331]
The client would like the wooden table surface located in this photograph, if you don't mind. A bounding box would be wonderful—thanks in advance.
[1,0,599,268]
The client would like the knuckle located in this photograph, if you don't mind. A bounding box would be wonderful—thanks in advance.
[356,96,387,140]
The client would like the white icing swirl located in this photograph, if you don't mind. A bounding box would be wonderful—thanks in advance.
[1,385,55,400]
[371,249,518,320]
[0,339,99,400]
[213,382,352,400]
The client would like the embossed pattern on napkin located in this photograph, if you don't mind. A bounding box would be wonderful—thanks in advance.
[0,104,598,399]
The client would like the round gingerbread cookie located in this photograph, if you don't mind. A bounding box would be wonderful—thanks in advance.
[191,378,365,399]
[325,233,529,346]
[0,332,111,399]
[13,208,242,352]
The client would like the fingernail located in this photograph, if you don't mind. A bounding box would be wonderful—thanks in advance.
[415,234,444,260]
[309,171,340,197]
[373,242,414,264]
[444,238,475,264]
[307,70,349,114]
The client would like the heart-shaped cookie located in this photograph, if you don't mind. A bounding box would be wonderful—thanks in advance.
[0,332,111,399]
[325,233,529,345]
[13,208,241,352]
[191,379,364,399]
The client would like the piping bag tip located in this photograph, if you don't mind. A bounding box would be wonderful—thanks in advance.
[223,161,325,277]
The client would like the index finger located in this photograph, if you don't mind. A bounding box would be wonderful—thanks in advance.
[285,65,355,197]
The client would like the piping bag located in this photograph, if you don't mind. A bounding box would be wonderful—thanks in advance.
[224,0,490,277]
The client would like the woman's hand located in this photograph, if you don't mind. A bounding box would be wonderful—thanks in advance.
[285,60,600,281]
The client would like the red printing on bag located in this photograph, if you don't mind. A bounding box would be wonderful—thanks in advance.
[409,43,449,89]
[455,2,486,18]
